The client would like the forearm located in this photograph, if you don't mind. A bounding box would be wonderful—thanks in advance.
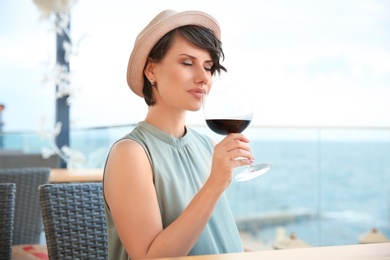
[146,179,223,258]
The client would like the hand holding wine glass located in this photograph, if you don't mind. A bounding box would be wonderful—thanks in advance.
[203,75,271,181]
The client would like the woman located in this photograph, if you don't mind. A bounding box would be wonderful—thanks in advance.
[103,9,254,259]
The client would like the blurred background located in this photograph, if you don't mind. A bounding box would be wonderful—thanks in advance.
[1,0,389,250]
[1,0,390,130]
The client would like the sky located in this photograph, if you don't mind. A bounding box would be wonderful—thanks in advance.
[1,0,390,132]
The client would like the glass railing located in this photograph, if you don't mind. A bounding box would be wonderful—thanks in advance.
[1,125,389,248]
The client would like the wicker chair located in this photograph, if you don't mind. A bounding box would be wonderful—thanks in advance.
[0,152,59,169]
[39,182,108,259]
[0,183,16,260]
[0,167,50,245]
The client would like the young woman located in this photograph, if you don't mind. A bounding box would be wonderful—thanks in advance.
[103,9,254,259]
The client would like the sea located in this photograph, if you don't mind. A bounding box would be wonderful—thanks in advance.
[2,125,390,247]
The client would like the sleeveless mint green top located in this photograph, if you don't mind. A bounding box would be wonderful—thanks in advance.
[103,121,243,259]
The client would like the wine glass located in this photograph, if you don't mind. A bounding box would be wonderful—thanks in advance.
[203,75,271,181]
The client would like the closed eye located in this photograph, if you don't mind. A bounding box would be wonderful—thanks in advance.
[204,61,213,72]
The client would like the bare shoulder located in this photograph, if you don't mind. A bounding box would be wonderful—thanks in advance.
[104,138,153,206]
[111,138,145,155]
[108,138,149,165]
[106,138,150,176]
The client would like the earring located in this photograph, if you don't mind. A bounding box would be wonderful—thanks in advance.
[150,80,154,86]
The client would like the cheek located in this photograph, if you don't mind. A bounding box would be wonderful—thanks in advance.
[157,66,188,93]
[166,66,186,82]
[157,64,182,84]
[154,70,182,101]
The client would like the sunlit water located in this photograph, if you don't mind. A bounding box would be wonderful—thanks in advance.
[2,125,389,247]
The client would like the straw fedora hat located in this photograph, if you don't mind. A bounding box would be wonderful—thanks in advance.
[126,9,221,97]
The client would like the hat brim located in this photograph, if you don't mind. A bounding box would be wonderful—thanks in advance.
[127,10,221,97]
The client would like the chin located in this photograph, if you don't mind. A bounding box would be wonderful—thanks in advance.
[185,102,202,112]
[188,108,200,112]
[187,105,201,112]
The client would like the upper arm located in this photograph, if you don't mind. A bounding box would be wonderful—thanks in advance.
[104,139,163,259]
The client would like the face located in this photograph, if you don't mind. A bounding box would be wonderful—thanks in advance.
[145,35,213,112]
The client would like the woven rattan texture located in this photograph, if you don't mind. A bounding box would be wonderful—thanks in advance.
[39,183,108,260]
[0,167,50,245]
[0,183,16,260]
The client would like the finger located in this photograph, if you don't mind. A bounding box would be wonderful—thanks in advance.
[228,149,254,162]
[216,134,249,151]
[223,139,252,153]
[232,157,255,167]
[226,133,250,143]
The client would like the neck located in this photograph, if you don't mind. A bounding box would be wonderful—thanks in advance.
[145,105,187,138]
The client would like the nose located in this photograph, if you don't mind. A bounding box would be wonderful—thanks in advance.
[195,65,210,86]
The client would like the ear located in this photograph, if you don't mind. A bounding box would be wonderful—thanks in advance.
[144,58,156,82]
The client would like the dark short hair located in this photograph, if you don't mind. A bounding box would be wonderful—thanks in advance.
[142,25,227,106]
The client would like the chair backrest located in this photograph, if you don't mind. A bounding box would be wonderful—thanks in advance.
[0,183,16,260]
[0,167,50,245]
[39,182,108,260]
[0,152,59,169]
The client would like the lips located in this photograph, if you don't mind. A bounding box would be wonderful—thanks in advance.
[188,89,204,99]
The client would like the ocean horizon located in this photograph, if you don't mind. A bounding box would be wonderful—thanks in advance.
[1,125,389,247]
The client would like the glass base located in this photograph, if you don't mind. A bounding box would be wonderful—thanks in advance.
[235,163,272,182]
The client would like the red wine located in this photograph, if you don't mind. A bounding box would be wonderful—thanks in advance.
[206,119,251,135]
